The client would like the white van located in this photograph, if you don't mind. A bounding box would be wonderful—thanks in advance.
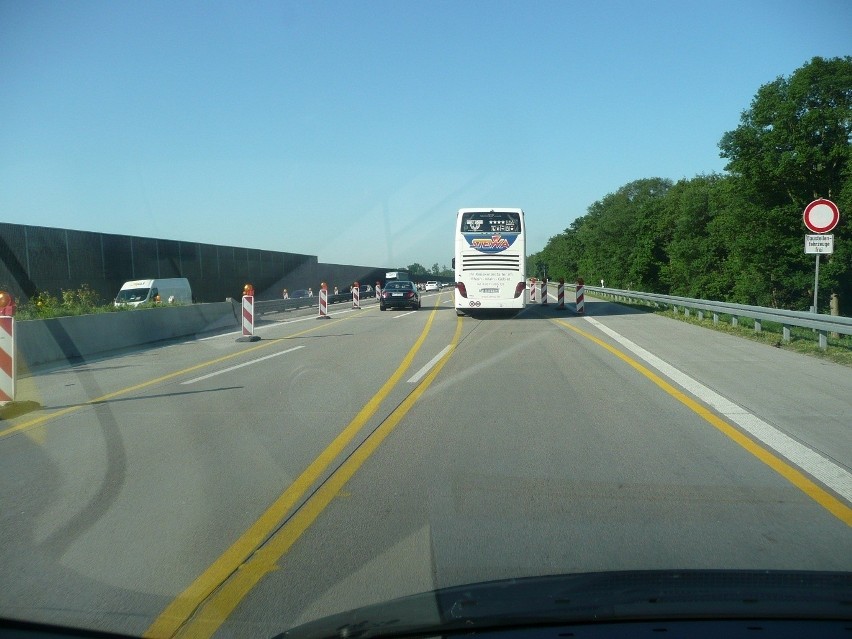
[114,278,192,307]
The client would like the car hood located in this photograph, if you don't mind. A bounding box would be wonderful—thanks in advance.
[277,570,851,639]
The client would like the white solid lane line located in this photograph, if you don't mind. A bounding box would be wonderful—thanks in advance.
[408,345,452,384]
[181,346,306,385]
[393,311,417,318]
[583,315,852,503]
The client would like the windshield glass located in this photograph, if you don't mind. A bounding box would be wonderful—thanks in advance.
[460,211,522,234]
[1,2,851,639]
[114,288,149,302]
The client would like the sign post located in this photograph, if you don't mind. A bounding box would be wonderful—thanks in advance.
[803,199,840,313]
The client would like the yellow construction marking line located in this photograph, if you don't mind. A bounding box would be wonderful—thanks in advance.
[552,318,852,527]
[170,314,464,639]
[0,311,368,440]
[144,303,445,639]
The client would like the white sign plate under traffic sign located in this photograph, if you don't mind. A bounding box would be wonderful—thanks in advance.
[803,198,839,234]
[805,234,834,254]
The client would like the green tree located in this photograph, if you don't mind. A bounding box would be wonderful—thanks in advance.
[407,263,428,277]
[719,56,852,310]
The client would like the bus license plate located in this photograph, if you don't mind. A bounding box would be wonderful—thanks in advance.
[480,287,499,293]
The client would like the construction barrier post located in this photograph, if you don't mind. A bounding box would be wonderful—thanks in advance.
[530,277,537,302]
[376,281,381,299]
[576,278,585,314]
[352,282,361,308]
[317,282,330,319]
[541,278,549,305]
[237,293,260,342]
[556,278,565,310]
[0,316,15,403]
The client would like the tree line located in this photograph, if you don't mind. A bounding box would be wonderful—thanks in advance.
[528,57,852,313]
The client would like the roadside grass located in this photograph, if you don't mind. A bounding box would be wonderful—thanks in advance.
[594,296,852,368]
[15,285,180,320]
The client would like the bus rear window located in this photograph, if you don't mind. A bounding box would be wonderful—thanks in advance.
[460,211,521,233]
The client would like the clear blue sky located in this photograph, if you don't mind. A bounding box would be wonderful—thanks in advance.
[1,0,850,270]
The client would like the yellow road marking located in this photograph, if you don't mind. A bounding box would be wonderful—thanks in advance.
[171,314,464,639]
[144,303,445,638]
[552,318,852,527]
[0,312,368,439]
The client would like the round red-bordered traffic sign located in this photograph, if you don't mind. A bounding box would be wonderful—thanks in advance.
[803,198,839,234]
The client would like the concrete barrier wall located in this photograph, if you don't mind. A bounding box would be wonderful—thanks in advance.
[17,302,239,370]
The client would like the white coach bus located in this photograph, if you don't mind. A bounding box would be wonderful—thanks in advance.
[454,208,526,315]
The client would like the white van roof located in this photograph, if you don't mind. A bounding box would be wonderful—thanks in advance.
[120,280,155,289]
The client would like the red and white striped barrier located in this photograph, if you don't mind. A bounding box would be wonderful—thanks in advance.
[317,285,330,319]
[237,294,260,341]
[576,280,585,314]
[0,316,15,403]
[376,282,381,299]
[541,279,548,305]
[530,280,537,302]
[352,283,361,308]
[556,279,565,310]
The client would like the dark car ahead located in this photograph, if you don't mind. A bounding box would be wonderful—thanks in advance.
[379,280,420,311]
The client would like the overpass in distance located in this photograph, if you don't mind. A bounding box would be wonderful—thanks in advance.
[1,289,850,638]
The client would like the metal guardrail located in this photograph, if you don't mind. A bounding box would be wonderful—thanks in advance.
[564,284,851,349]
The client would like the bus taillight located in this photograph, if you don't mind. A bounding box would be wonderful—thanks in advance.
[514,282,526,298]
[456,282,468,298]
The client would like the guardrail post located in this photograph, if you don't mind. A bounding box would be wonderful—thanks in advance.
[783,325,791,342]
[684,308,690,318]
[697,310,704,320]
[713,313,719,324]
[732,316,738,327]
[819,331,828,349]
[754,319,761,333]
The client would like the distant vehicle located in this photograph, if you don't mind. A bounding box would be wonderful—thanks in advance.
[379,280,420,311]
[425,281,439,291]
[345,284,373,295]
[290,289,312,299]
[385,270,409,282]
[114,278,192,307]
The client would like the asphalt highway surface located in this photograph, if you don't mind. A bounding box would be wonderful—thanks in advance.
[1,289,850,638]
